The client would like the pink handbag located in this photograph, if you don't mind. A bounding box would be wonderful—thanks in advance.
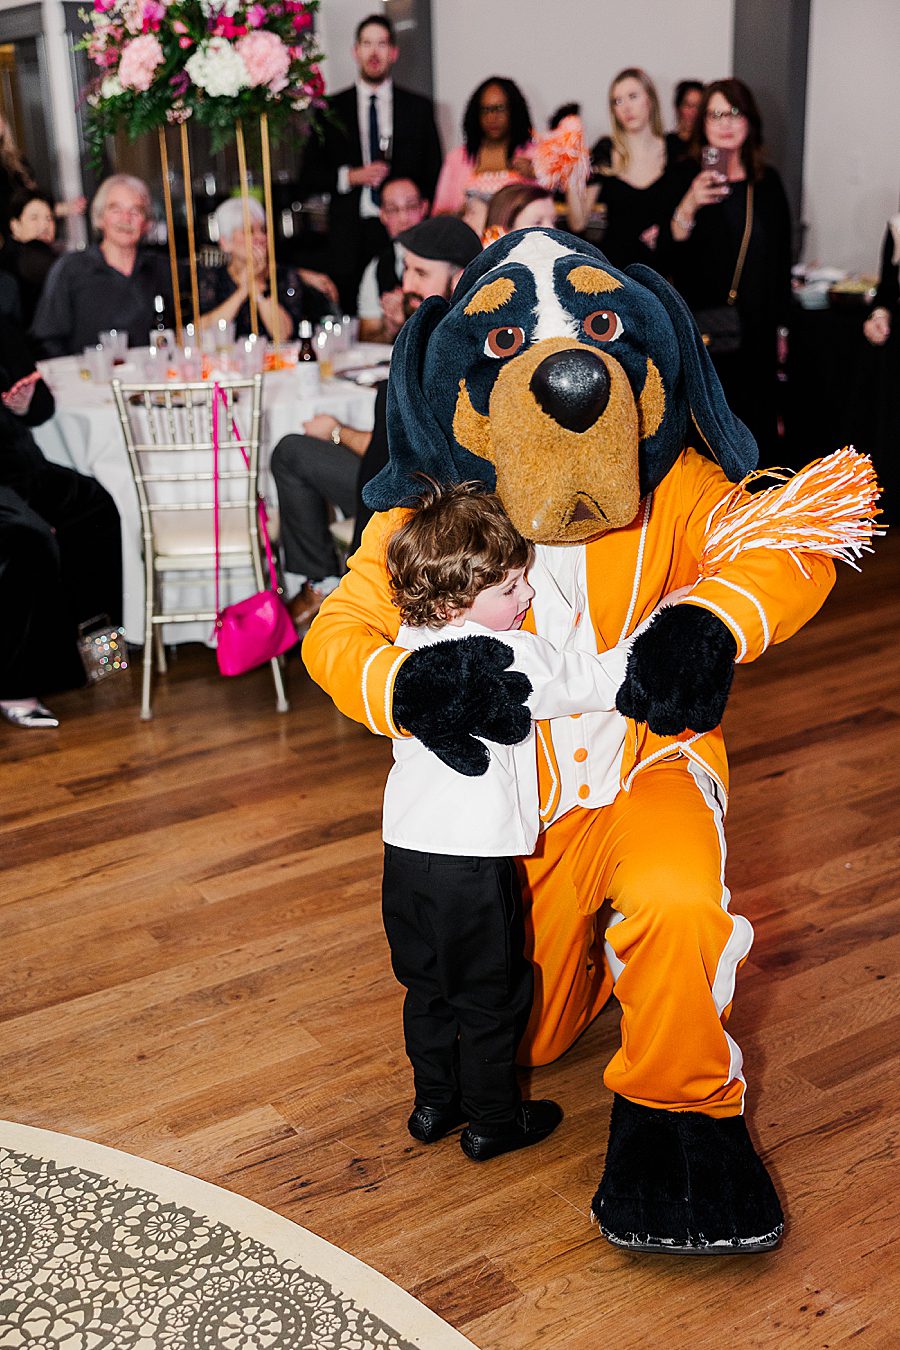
[212,383,297,677]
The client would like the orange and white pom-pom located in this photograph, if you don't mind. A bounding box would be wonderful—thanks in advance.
[533,115,590,193]
[699,447,883,580]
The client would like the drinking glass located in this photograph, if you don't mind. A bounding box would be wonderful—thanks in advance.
[215,318,236,348]
[237,336,265,376]
[83,345,112,381]
[99,329,129,359]
[315,327,334,380]
[149,328,175,354]
[176,346,202,381]
[142,345,167,381]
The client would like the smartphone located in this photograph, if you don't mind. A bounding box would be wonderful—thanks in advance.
[701,145,729,195]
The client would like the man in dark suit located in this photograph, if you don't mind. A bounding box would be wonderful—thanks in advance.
[300,13,442,313]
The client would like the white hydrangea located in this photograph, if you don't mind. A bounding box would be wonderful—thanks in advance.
[185,37,249,98]
[199,0,242,15]
[101,73,124,99]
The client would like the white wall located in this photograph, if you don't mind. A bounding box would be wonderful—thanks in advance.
[431,0,734,155]
[314,0,378,90]
[803,0,900,273]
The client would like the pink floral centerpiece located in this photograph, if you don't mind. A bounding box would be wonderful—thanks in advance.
[79,0,325,156]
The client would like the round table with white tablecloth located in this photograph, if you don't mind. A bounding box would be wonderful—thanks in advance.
[33,348,387,642]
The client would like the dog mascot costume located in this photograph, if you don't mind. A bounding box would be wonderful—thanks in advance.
[304,228,838,1254]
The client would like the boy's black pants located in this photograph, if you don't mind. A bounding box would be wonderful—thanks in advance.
[382,844,534,1130]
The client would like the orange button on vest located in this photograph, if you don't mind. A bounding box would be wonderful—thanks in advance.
[574,748,588,763]
[577,784,590,800]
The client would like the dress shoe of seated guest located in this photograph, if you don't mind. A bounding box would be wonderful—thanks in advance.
[287,582,327,633]
[460,1099,563,1162]
[0,699,60,729]
[407,1101,466,1144]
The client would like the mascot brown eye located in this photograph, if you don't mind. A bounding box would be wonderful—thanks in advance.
[583,310,623,342]
[485,326,526,358]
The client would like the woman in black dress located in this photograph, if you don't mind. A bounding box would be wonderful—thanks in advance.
[668,79,792,461]
[565,68,680,270]
[861,218,900,521]
[0,315,122,728]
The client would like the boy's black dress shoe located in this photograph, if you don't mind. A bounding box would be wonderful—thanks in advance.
[592,1095,784,1254]
[459,1099,563,1161]
[407,1102,466,1143]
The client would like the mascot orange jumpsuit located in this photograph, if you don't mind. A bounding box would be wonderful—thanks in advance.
[304,229,836,1254]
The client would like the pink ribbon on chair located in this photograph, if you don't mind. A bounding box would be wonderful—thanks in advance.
[211,379,281,626]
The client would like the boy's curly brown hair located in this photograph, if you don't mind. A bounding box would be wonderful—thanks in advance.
[386,478,535,628]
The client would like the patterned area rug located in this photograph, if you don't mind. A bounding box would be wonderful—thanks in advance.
[0,1120,478,1349]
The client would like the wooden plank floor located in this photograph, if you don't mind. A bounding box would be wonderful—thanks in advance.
[2,539,898,1349]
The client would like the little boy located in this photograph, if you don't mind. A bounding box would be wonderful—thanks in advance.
[381,480,660,1162]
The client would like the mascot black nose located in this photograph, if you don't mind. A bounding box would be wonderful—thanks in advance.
[530,348,611,432]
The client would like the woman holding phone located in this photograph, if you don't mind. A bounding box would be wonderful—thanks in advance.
[668,78,792,460]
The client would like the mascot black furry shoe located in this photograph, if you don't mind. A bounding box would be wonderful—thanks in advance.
[305,228,878,1254]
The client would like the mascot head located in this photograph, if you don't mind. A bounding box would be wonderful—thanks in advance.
[365,228,757,545]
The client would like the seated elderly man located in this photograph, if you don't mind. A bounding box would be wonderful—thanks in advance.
[271,217,482,629]
[199,198,338,342]
[356,177,428,343]
[32,174,172,356]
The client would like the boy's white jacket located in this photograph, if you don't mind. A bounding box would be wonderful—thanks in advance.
[384,617,641,858]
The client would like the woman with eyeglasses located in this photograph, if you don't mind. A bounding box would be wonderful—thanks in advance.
[668,79,792,460]
[433,77,535,220]
[32,175,173,357]
[565,68,680,269]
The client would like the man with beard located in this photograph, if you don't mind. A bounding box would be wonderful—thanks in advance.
[271,218,481,630]
[299,13,443,315]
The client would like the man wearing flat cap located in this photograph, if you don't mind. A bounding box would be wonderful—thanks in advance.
[271,217,482,630]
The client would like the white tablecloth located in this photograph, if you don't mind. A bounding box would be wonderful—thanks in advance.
[33,348,385,642]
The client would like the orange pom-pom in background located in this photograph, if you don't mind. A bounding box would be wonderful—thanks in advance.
[533,115,590,194]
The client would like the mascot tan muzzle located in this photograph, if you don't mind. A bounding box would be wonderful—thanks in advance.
[363,227,758,544]
[453,335,662,543]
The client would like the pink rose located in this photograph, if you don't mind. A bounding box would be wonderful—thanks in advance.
[304,64,324,98]
[236,30,290,93]
[118,33,164,91]
[142,1,166,32]
[246,4,267,28]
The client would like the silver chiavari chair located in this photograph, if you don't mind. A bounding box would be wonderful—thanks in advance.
[112,374,289,719]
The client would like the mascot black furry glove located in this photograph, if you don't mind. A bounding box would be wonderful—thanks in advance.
[616,605,737,736]
[393,635,533,777]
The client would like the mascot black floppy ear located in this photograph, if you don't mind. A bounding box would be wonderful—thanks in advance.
[363,293,500,512]
[364,295,450,512]
[627,263,758,483]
